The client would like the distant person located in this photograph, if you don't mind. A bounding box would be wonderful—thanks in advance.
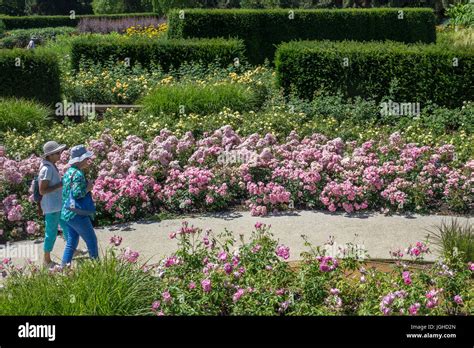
[26,37,35,49]
[61,145,98,266]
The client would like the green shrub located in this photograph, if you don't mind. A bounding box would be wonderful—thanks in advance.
[0,26,75,48]
[0,0,28,16]
[275,40,474,108]
[414,102,474,133]
[64,58,165,104]
[30,0,93,16]
[64,59,267,104]
[0,98,49,134]
[437,27,474,48]
[429,219,474,263]
[168,8,436,64]
[446,1,474,28]
[0,13,157,29]
[292,92,474,133]
[0,14,79,29]
[240,0,281,8]
[92,0,153,14]
[0,250,160,315]
[92,0,126,14]
[0,48,61,105]
[152,0,202,16]
[70,35,246,70]
[141,82,263,118]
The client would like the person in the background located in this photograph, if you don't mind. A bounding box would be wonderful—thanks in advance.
[26,37,35,49]
[61,145,98,266]
[38,141,68,268]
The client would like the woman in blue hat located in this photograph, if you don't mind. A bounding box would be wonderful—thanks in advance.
[61,145,98,266]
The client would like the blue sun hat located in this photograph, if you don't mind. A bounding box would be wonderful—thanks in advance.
[68,145,93,165]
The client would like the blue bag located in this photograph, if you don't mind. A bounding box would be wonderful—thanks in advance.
[31,163,53,203]
[31,176,42,203]
[65,170,96,216]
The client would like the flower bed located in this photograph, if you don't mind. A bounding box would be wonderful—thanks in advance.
[77,16,165,35]
[62,60,269,104]
[0,222,472,315]
[1,126,472,242]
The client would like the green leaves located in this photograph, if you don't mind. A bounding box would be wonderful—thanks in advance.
[0,98,49,134]
[0,48,61,106]
[276,40,474,108]
[0,26,75,49]
[70,35,245,71]
[0,250,160,315]
[141,82,263,118]
[168,8,436,64]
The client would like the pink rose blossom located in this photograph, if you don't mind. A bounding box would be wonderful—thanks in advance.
[162,291,172,303]
[109,235,122,247]
[276,245,290,260]
[233,288,245,302]
[201,279,212,293]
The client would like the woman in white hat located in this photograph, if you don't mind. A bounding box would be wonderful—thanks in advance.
[61,145,98,266]
[38,141,68,267]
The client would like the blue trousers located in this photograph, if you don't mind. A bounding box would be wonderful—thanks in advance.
[62,214,99,265]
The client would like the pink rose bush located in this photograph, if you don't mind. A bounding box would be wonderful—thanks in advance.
[143,222,473,315]
[0,223,472,316]
[1,127,473,241]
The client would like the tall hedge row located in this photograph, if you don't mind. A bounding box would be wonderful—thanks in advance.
[0,12,157,29]
[70,36,246,70]
[0,49,61,105]
[168,8,436,64]
[275,40,474,108]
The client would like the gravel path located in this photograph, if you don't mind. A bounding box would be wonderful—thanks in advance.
[3,211,471,266]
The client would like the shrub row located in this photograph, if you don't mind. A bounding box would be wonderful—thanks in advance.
[141,82,265,118]
[0,27,75,49]
[0,49,61,106]
[0,12,157,29]
[168,8,436,64]
[275,40,474,108]
[70,35,246,70]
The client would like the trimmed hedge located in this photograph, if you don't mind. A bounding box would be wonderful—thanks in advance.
[0,49,61,105]
[0,12,157,30]
[71,35,246,70]
[275,40,474,108]
[168,8,436,64]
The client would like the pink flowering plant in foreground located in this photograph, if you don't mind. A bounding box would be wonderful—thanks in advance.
[148,222,473,316]
[1,126,473,241]
[0,222,472,315]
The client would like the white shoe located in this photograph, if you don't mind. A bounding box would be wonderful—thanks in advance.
[44,261,59,269]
